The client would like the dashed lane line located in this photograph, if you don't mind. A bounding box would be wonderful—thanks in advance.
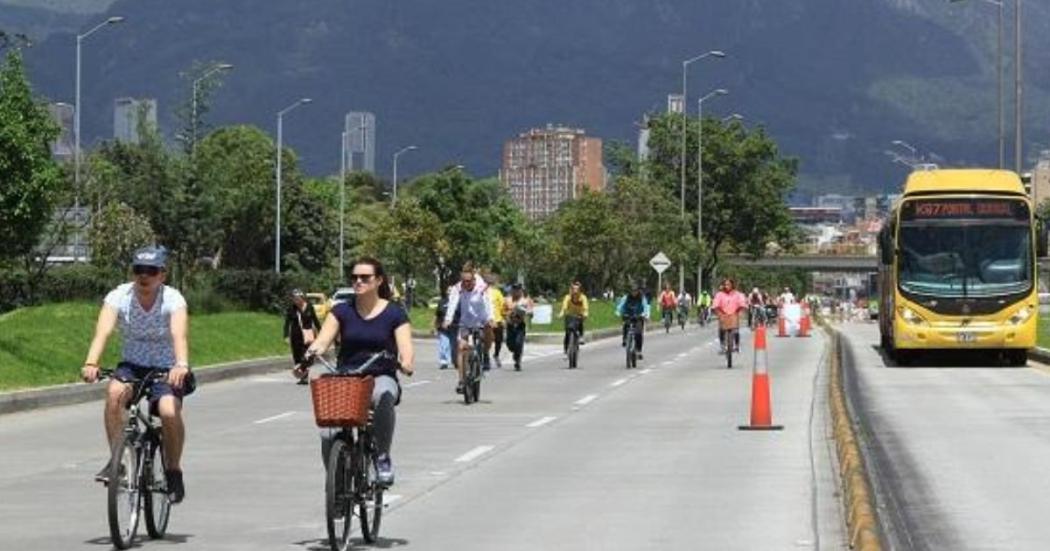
[455,445,494,463]
[610,378,629,388]
[253,411,296,424]
[526,416,558,428]
[574,394,598,406]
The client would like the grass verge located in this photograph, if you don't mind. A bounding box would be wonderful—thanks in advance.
[0,302,288,391]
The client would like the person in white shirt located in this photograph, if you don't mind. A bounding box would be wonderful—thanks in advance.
[442,262,493,394]
[81,246,192,503]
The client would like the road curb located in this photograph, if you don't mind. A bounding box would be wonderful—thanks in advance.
[1028,347,1050,364]
[0,356,288,416]
[824,325,884,551]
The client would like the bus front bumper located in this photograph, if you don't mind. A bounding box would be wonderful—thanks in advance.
[894,320,1035,349]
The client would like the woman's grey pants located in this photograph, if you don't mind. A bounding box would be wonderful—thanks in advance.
[320,375,400,465]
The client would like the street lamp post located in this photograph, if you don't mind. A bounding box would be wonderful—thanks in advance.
[191,62,233,152]
[721,113,744,124]
[892,139,920,163]
[1014,0,1022,173]
[391,145,418,206]
[74,15,124,261]
[339,122,367,279]
[696,89,728,300]
[678,49,726,293]
[949,0,1005,168]
[274,98,312,274]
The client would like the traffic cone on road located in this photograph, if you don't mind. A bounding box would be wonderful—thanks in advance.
[777,310,788,338]
[798,304,811,338]
[739,325,784,431]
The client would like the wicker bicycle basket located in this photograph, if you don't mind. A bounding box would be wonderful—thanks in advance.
[310,374,375,427]
[718,312,740,330]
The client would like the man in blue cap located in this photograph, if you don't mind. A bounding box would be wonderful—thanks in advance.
[81,245,193,504]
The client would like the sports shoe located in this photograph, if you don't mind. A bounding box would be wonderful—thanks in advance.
[166,469,185,504]
[439,363,449,370]
[514,361,521,371]
[637,353,644,360]
[456,381,464,394]
[95,461,112,484]
[375,454,394,487]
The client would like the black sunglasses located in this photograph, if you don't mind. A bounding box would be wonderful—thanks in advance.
[349,274,375,283]
[133,265,160,276]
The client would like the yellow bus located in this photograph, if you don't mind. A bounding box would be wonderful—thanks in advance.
[877,169,1044,365]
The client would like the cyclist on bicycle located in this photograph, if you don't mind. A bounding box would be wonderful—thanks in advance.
[303,257,414,487]
[504,284,534,370]
[747,287,765,328]
[698,289,713,325]
[677,292,691,324]
[712,278,748,353]
[616,284,651,359]
[442,262,492,393]
[658,284,677,328]
[558,280,589,356]
[80,246,193,503]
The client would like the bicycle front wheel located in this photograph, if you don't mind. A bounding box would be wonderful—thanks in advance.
[568,332,579,369]
[325,438,354,551]
[143,438,171,539]
[107,435,142,550]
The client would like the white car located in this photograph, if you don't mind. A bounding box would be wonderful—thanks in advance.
[330,287,355,306]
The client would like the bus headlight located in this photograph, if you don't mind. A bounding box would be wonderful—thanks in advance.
[899,306,928,326]
[1008,306,1032,326]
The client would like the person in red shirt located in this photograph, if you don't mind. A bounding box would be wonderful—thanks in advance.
[712,278,748,353]
[658,284,678,328]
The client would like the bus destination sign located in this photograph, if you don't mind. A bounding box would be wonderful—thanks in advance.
[902,198,1027,221]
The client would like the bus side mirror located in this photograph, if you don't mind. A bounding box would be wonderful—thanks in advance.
[1038,219,1049,258]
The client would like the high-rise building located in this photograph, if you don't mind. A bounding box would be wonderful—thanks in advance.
[113,97,157,144]
[47,102,75,163]
[1031,150,1050,209]
[500,125,604,220]
[346,111,376,174]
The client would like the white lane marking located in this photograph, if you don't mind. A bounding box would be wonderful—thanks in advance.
[610,378,629,387]
[403,380,432,388]
[676,353,688,358]
[639,369,652,374]
[526,416,558,428]
[660,361,674,367]
[574,394,598,406]
[455,445,494,463]
[254,411,296,424]
[249,376,288,383]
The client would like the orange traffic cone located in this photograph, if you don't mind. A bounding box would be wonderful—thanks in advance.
[777,310,788,337]
[739,325,784,431]
[798,304,811,337]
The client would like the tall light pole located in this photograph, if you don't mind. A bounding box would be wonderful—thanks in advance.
[391,145,418,206]
[191,62,233,152]
[74,15,124,261]
[721,113,744,124]
[949,0,1005,168]
[892,139,920,164]
[696,89,728,300]
[274,97,312,274]
[678,50,726,293]
[1014,0,1022,173]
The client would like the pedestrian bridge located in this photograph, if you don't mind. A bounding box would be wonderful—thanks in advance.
[724,254,877,272]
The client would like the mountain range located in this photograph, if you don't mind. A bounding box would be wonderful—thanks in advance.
[4,0,1050,198]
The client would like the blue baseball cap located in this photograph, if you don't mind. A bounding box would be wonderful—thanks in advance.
[131,246,168,269]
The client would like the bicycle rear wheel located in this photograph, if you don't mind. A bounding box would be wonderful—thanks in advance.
[325,438,354,551]
[107,435,142,550]
[358,440,383,543]
[725,330,734,369]
[143,438,171,539]
[463,354,477,404]
[626,333,636,369]
[568,332,579,369]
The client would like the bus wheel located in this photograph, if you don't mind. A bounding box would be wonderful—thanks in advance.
[1008,350,1028,367]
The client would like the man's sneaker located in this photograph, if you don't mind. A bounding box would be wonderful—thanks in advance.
[95,461,112,484]
[439,363,449,370]
[455,381,464,394]
[166,469,185,504]
[514,361,521,371]
[375,454,394,487]
[637,353,644,360]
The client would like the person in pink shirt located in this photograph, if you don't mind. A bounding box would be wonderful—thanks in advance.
[711,278,748,353]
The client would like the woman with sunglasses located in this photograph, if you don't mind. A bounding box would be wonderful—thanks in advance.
[304,257,414,487]
[81,245,193,504]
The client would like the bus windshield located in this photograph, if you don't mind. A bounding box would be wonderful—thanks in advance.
[899,223,1031,298]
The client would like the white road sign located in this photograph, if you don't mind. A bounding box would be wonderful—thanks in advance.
[650,252,672,274]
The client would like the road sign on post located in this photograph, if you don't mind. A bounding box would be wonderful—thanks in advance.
[651,252,672,292]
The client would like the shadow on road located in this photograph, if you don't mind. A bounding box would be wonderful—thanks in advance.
[294,536,409,550]
[869,344,1028,369]
[84,532,194,546]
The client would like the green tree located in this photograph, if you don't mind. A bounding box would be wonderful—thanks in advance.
[643,113,799,285]
[89,202,156,273]
[362,197,449,283]
[0,49,63,265]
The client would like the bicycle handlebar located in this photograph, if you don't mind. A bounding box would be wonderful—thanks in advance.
[297,350,412,377]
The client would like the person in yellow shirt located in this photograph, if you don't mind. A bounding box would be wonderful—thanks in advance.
[558,280,589,355]
[483,270,506,370]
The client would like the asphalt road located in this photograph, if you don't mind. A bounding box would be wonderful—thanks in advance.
[841,322,1050,551]
[1,323,842,550]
